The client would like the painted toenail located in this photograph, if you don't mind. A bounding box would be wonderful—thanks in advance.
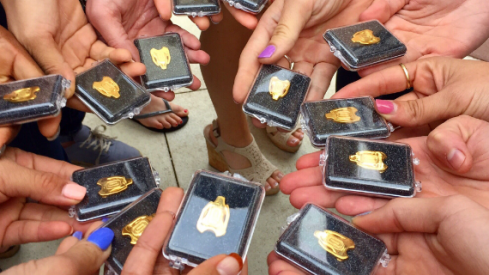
[277,173,284,180]
[273,182,279,188]
[265,185,271,191]
[184,109,188,113]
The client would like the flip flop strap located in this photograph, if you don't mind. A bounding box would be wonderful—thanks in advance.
[132,98,173,120]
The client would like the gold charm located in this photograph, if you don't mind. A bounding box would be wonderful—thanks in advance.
[314,230,355,261]
[122,214,155,245]
[97,176,133,198]
[269,76,290,100]
[325,107,361,123]
[350,151,388,173]
[351,29,380,45]
[92,76,120,98]
[196,196,230,237]
[3,86,40,103]
[151,47,171,70]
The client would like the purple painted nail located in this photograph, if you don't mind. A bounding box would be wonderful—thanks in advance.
[72,231,83,240]
[258,45,276,59]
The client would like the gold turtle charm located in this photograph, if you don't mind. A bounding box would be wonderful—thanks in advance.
[92,76,120,98]
[269,76,290,100]
[325,107,361,123]
[351,29,380,45]
[197,196,230,237]
[97,176,134,198]
[151,47,171,70]
[314,230,355,261]
[350,150,388,173]
[3,86,40,103]
[122,214,155,245]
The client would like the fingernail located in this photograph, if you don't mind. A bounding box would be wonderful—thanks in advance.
[210,18,220,25]
[258,45,276,59]
[87,228,114,251]
[376,100,395,114]
[62,182,87,201]
[72,231,83,240]
[277,173,284,180]
[447,148,465,170]
[47,127,61,141]
[184,109,188,113]
[354,211,371,218]
[101,217,110,223]
[217,253,243,275]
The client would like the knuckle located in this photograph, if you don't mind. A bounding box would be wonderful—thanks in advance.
[405,100,424,125]
[35,172,60,194]
[272,23,292,40]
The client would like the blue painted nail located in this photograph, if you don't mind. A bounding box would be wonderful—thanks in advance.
[354,211,372,217]
[72,231,83,240]
[101,217,109,223]
[87,228,114,250]
[258,45,276,59]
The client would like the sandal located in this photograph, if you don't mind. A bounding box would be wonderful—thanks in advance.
[266,123,303,153]
[131,98,189,133]
[204,120,280,196]
[0,245,20,259]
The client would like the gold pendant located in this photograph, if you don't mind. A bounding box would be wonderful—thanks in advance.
[325,107,361,123]
[269,76,290,100]
[351,29,380,45]
[97,176,133,198]
[3,86,40,103]
[122,214,155,245]
[151,47,171,70]
[314,230,355,261]
[196,196,230,237]
[350,150,388,173]
[92,76,120,98]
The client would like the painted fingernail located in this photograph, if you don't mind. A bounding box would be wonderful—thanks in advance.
[184,109,188,113]
[447,148,465,170]
[72,231,83,240]
[277,173,284,180]
[102,217,110,223]
[217,253,243,275]
[62,182,87,201]
[47,127,61,141]
[258,45,276,59]
[87,228,114,251]
[354,211,371,218]
[376,100,395,114]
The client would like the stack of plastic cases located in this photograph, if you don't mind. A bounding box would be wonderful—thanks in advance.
[102,188,162,275]
[70,157,161,222]
[300,97,393,148]
[134,33,193,92]
[320,136,421,198]
[172,0,221,17]
[275,204,390,275]
[75,59,151,125]
[163,170,265,270]
[243,64,311,130]
[222,0,268,14]
[0,75,69,125]
[323,20,407,71]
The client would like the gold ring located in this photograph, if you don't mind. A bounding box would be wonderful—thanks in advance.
[400,63,412,90]
[284,55,295,70]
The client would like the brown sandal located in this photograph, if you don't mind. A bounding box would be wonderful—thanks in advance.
[266,123,303,153]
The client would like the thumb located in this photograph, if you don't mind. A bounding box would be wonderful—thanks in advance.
[188,254,244,275]
[359,0,405,23]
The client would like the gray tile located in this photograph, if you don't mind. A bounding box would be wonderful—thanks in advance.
[0,240,61,271]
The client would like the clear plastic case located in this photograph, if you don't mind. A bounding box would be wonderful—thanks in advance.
[320,136,421,198]
[323,20,407,71]
[172,0,221,17]
[243,64,311,130]
[275,204,390,275]
[102,188,162,275]
[163,170,265,270]
[222,0,267,14]
[70,157,161,222]
[134,33,193,92]
[75,59,151,125]
[0,75,69,125]
[300,97,393,148]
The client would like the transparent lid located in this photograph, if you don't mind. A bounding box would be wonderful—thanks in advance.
[321,135,421,198]
[0,75,69,125]
[243,64,311,130]
[275,203,390,275]
[172,0,221,17]
[323,20,406,71]
[75,59,151,125]
[223,0,268,14]
[71,157,160,222]
[163,170,265,270]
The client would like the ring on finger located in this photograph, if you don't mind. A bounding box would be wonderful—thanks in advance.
[399,63,412,90]
[284,55,295,70]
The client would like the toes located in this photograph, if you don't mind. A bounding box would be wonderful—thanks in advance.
[293,129,304,140]
[164,116,179,128]
[168,101,188,117]
[266,178,277,191]
[287,136,301,147]
[170,113,183,124]
[271,170,284,184]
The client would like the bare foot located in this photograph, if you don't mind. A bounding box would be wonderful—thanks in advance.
[136,95,188,129]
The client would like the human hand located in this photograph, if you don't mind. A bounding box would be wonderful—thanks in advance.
[0,147,92,250]
[3,222,114,275]
[121,187,246,275]
[280,115,489,215]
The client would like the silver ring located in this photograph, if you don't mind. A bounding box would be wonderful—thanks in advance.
[0,145,6,156]
[284,55,295,70]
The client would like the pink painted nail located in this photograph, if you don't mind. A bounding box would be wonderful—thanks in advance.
[376,100,395,114]
[258,45,276,59]
[62,182,87,201]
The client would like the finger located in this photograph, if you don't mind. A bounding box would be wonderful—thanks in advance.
[187,254,243,275]
[66,97,92,113]
[122,187,184,275]
[280,166,323,194]
[268,257,307,275]
[306,62,339,101]
[289,186,346,209]
[3,220,72,247]
[252,118,266,128]
[222,2,258,30]
[359,0,406,23]
[296,151,322,170]
[37,115,62,140]
[119,62,147,79]
[210,12,224,25]
[154,0,173,20]
[150,91,176,101]
[0,126,20,147]
[188,75,202,90]
[335,195,388,216]
[166,25,203,51]
[292,61,314,77]
[190,17,211,31]
[185,49,211,66]
[55,236,80,255]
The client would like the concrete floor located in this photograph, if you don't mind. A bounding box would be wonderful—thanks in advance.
[0,16,336,274]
